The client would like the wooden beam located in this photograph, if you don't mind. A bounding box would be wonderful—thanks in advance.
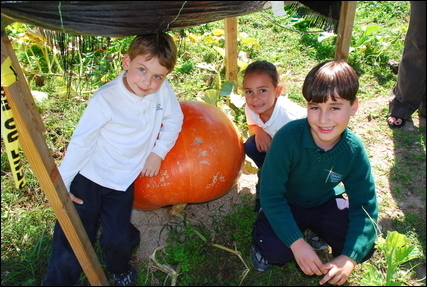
[1,30,109,286]
[224,17,238,82]
[334,1,357,61]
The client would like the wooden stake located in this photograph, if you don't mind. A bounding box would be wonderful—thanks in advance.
[335,1,357,61]
[225,17,238,82]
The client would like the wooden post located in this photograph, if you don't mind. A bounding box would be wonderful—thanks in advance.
[224,17,238,82]
[334,1,357,61]
[1,30,109,286]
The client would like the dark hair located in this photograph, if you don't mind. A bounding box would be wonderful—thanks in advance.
[127,32,177,72]
[243,60,279,87]
[302,60,359,104]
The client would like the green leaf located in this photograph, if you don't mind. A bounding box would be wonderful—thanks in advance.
[384,231,411,252]
[240,37,260,50]
[393,245,421,266]
[364,25,382,36]
[354,25,381,47]
[219,81,236,97]
[360,264,384,286]
[201,89,219,105]
[213,46,225,58]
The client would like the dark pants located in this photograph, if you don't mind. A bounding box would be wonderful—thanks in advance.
[244,135,266,169]
[43,173,140,286]
[245,135,266,211]
[252,195,375,264]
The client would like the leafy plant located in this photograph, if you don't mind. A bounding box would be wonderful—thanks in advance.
[361,231,422,286]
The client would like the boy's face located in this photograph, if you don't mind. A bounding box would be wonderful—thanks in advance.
[243,72,282,119]
[307,96,358,151]
[122,54,169,97]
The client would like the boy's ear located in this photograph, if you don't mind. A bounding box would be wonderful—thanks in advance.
[275,83,284,97]
[122,54,130,70]
[350,98,359,115]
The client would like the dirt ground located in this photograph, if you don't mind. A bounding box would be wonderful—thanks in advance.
[129,97,426,284]
[130,170,258,261]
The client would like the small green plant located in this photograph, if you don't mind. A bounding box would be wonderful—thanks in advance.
[361,231,422,286]
[149,209,251,286]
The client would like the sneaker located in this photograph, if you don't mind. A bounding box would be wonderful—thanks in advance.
[250,245,271,272]
[306,229,328,251]
[113,265,136,286]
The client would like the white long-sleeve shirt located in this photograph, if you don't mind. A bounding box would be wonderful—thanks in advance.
[245,95,307,138]
[59,71,183,192]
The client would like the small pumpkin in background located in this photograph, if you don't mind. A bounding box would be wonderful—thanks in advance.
[133,101,245,212]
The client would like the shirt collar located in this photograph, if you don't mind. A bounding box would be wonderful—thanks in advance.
[301,119,348,151]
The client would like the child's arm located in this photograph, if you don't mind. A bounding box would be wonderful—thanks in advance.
[59,95,109,193]
[248,125,272,152]
[148,82,184,172]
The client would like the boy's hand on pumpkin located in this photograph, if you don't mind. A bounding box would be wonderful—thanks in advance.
[141,152,162,177]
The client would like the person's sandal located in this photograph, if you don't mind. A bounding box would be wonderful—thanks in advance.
[387,116,406,128]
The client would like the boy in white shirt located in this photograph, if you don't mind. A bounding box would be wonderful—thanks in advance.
[43,32,183,286]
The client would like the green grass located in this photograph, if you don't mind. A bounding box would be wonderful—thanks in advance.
[2,1,425,286]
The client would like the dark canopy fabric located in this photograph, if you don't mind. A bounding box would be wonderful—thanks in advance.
[1,1,341,37]
[1,1,269,37]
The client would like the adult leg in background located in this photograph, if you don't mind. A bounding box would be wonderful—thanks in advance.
[388,1,426,127]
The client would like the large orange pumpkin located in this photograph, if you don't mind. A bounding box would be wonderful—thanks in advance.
[133,101,245,211]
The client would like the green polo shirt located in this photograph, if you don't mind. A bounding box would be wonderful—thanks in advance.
[259,118,378,263]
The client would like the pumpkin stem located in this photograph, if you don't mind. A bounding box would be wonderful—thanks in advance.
[168,203,188,216]
[149,246,180,286]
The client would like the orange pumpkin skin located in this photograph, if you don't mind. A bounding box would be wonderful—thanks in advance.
[133,101,245,211]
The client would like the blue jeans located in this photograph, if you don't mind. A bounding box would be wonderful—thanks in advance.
[43,173,140,286]
[252,195,375,264]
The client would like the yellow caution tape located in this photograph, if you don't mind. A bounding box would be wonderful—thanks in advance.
[1,57,18,87]
[1,88,26,189]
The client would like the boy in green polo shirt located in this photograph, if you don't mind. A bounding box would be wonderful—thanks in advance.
[250,60,378,286]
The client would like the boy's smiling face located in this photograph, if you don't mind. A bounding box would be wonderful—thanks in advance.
[122,53,169,97]
[307,96,358,151]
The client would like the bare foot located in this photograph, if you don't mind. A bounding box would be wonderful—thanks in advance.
[388,116,403,125]
[387,116,405,128]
